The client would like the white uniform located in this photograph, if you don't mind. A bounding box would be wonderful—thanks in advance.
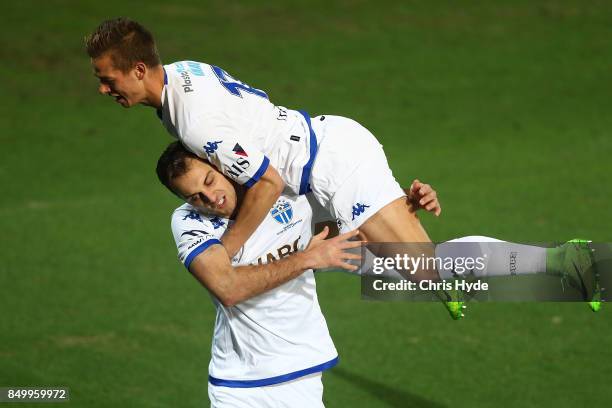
[170,194,337,407]
[159,61,405,233]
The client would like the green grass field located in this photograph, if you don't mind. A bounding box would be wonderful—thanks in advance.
[1,1,611,407]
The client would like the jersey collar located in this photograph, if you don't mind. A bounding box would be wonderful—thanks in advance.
[156,67,168,120]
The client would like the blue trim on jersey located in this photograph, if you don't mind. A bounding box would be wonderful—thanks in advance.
[163,68,168,85]
[209,356,338,388]
[184,239,222,269]
[243,156,270,188]
[298,111,318,195]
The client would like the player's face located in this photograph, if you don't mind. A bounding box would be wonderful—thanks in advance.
[171,158,238,218]
[91,53,145,108]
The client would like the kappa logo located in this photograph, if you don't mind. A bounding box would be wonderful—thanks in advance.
[182,211,203,223]
[209,216,225,230]
[351,203,370,221]
[204,140,223,155]
[270,200,293,225]
[232,143,248,157]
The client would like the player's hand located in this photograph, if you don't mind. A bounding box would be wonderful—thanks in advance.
[405,179,442,216]
[305,227,363,271]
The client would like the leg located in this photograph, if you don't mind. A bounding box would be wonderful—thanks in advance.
[309,115,439,281]
[309,115,600,313]
[435,235,547,279]
[358,196,440,281]
[359,196,430,243]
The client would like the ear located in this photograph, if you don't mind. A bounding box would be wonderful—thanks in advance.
[134,62,147,80]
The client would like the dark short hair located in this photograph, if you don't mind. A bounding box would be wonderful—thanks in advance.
[156,142,199,195]
[85,17,161,72]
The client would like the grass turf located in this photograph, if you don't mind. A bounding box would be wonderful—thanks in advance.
[1,1,611,407]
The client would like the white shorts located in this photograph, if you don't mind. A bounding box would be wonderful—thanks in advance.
[309,115,405,233]
[208,373,324,408]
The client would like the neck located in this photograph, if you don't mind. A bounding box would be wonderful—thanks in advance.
[142,65,165,109]
[230,184,246,219]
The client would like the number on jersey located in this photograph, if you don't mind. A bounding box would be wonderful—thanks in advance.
[212,65,268,99]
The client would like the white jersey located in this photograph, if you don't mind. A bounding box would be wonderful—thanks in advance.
[159,61,318,195]
[170,194,337,387]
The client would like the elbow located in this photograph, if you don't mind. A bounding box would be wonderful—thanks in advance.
[219,296,240,307]
[219,297,237,308]
[268,170,284,195]
[217,291,242,307]
[273,177,284,196]
[260,166,284,196]
[211,271,247,307]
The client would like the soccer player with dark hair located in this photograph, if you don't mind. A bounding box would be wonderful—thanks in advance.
[155,140,603,406]
[156,141,358,407]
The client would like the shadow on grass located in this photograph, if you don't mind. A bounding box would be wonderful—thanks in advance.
[329,367,447,408]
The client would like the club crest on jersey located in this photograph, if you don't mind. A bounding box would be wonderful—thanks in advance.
[232,143,248,157]
[270,200,293,225]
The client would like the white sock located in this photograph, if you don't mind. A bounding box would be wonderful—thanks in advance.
[435,235,547,280]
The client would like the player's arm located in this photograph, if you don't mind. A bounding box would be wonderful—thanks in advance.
[221,165,284,257]
[188,228,361,307]
[183,116,285,258]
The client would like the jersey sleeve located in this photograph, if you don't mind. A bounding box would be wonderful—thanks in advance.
[171,207,224,269]
[182,113,270,188]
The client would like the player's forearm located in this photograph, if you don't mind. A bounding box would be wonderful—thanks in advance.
[222,173,284,257]
[219,252,314,306]
[189,228,360,306]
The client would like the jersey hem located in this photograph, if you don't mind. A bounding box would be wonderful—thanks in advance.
[208,355,338,388]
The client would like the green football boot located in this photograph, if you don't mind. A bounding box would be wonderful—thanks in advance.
[445,300,466,320]
[435,285,466,320]
[548,239,602,312]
